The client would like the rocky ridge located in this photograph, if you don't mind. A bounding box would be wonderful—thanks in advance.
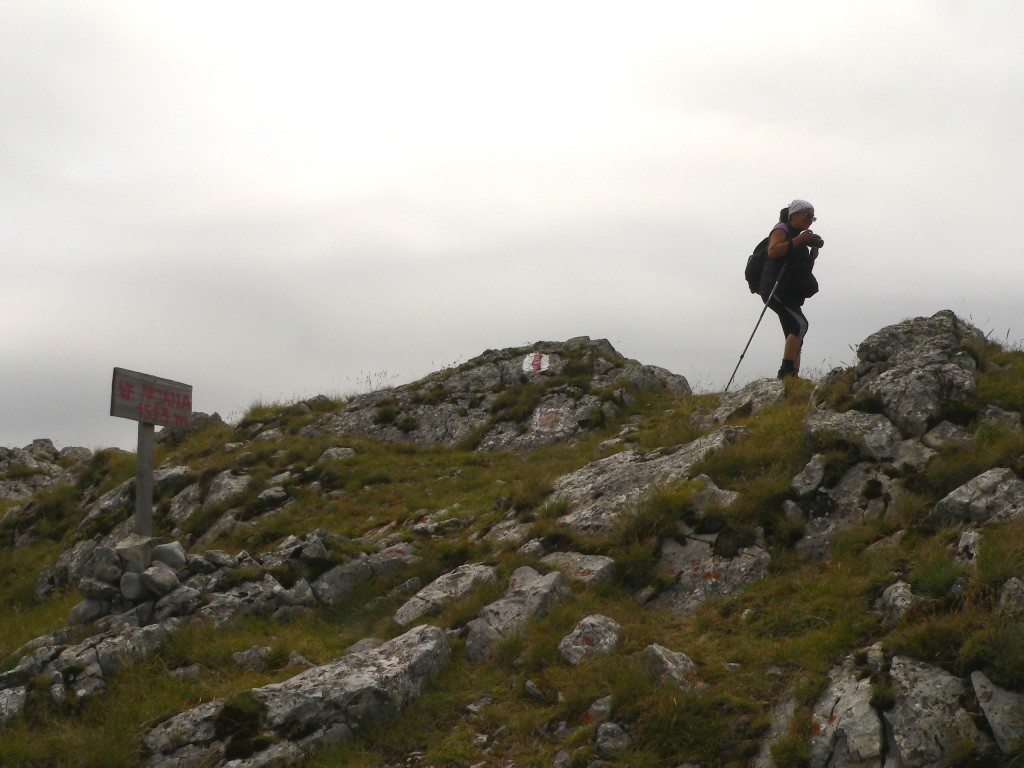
[1,315,1023,766]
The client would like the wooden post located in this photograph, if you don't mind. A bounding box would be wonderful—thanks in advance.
[135,421,155,536]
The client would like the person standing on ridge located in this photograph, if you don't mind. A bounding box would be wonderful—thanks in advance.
[762,199,822,378]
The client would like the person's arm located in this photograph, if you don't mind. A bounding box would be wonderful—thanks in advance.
[767,227,813,259]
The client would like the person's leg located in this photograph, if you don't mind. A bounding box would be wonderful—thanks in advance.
[770,302,807,378]
[783,333,802,374]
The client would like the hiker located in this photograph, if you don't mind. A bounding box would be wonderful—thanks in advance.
[762,199,822,378]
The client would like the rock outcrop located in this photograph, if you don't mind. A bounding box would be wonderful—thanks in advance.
[0,440,92,504]
[278,337,689,451]
[2,315,1023,766]
[143,624,451,767]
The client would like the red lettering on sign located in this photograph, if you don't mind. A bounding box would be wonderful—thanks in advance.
[112,368,192,427]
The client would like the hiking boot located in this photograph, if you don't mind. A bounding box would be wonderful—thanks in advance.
[777,359,797,379]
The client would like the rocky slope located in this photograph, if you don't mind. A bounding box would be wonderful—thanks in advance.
[1,315,1023,767]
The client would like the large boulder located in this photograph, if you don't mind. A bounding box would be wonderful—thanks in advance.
[142,624,451,767]
[551,426,749,534]
[853,310,984,437]
[883,656,991,767]
[928,467,1024,527]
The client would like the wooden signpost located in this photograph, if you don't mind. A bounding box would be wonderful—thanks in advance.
[110,368,192,536]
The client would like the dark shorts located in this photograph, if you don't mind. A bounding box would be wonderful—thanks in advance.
[766,296,809,340]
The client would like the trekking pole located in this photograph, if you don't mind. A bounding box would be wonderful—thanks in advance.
[724,263,787,393]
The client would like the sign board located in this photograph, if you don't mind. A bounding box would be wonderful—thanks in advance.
[111,367,193,429]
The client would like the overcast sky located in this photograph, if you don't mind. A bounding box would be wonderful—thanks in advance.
[2,1,1022,452]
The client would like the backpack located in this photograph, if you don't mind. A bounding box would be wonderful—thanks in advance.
[744,228,818,299]
[744,236,770,294]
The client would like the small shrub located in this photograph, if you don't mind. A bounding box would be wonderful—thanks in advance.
[869,678,895,710]
[1,465,48,481]
[507,476,552,514]
[959,615,1024,689]
[535,499,570,519]
[612,540,659,591]
[811,368,855,412]
[374,401,398,426]
[909,540,963,598]
[974,524,1024,593]
[490,385,543,424]
[616,485,696,544]
[411,385,448,406]
[5,483,80,543]
[887,611,979,670]
[770,732,811,768]
[75,448,137,494]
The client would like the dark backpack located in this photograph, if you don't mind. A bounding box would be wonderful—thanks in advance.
[744,236,770,294]
[744,229,818,299]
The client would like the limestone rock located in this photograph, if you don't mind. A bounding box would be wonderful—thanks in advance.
[465,567,572,662]
[691,378,786,431]
[302,338,689,451]
[151,541,188,571]
[540,552,616,584]
[78,479,134,532]
[141,563,181,597]
[648,536,771,616]
[638,644,697,689]
[971,670,1024,754]
[393,563,498,626]
[168,483,202,529]
[854,310,984,437]
[929,467,1024,526]
[557,614,622,665]
[999,577,1024,613]
[0,686,27,725]
[877,581,919,627]
[312,543,419,607]
[808,658,884,767]
[792,453,827,499]
[552,426,749,534]
[69,598,112,626]
[883,656,990,767]
[142,624,451,766]
[203,470,252,509]
[804,410,902,460]
[595,721,631,756]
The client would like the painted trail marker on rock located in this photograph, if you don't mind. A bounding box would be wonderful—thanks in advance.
[110,367,192,536]
[522,353,550,374]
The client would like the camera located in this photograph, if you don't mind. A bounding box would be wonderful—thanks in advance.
[808,234,824,249]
